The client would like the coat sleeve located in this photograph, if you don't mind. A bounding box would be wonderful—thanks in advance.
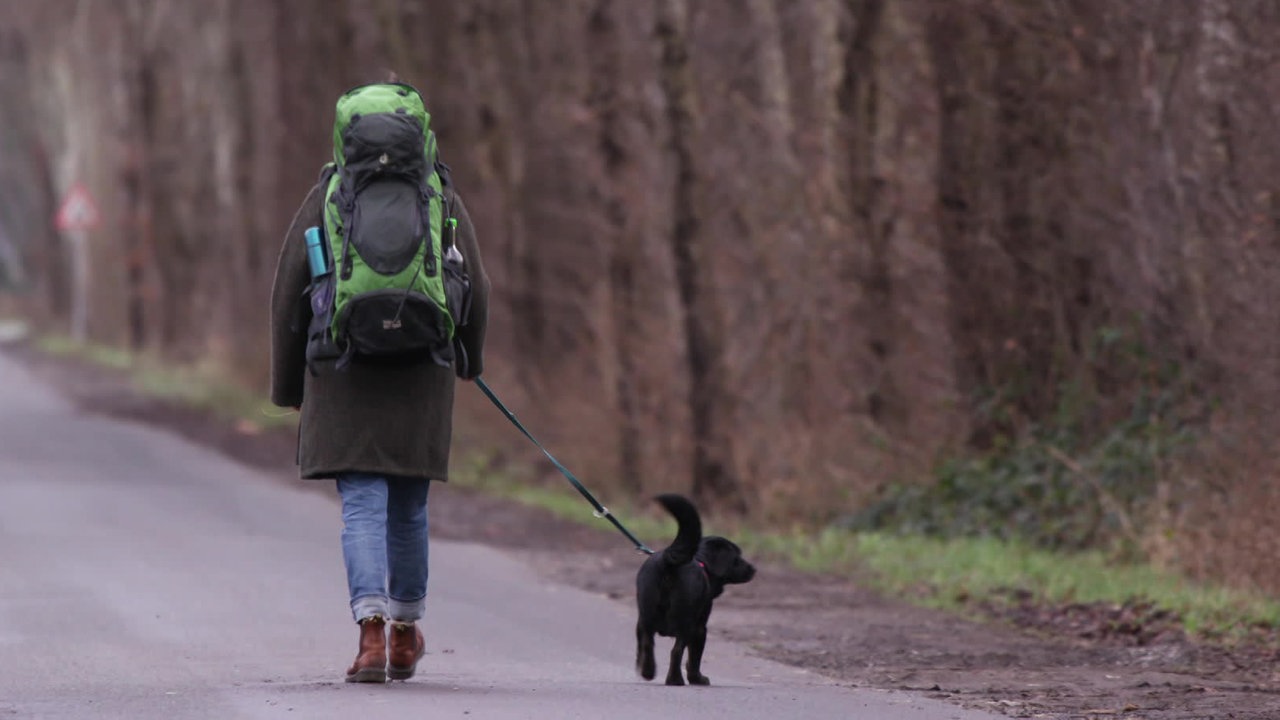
[451,192,490,380]
[269,183,323,407]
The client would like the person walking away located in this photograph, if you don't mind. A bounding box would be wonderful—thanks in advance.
[269,80,490,683]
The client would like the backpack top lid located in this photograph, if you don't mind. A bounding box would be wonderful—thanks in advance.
[332,83,433,167]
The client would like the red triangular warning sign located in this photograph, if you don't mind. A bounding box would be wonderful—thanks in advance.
[55,183,101,232]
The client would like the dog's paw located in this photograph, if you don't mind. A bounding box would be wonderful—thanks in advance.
[688,673,710,686]
[664,673,685,686]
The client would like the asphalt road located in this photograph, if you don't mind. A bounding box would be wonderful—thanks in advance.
[0,351,1000,720]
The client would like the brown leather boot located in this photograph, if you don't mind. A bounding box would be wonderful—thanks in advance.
[345,616,387,683]
[387,621,425,680]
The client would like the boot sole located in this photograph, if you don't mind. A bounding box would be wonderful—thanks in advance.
[345,667,387,683]
[386,662,419,681]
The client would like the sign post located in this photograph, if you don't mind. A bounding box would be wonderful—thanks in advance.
[54,183,101,343]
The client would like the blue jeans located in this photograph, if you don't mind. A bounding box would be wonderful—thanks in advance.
[336,473,431,623]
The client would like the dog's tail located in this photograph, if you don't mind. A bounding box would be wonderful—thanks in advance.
[655,493,702,567]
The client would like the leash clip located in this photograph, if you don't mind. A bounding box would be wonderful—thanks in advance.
[593,506,610,520]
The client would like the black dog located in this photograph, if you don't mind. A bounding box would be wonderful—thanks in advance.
[635,493,756,686]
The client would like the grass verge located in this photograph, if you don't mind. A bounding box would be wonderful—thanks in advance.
[35,336,297,431]
[846,532,1280,639]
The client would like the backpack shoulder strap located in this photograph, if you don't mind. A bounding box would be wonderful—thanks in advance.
[318,162,338,187]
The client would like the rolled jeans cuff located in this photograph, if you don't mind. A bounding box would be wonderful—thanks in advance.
[351,595,389,623]
[389,596,425,622]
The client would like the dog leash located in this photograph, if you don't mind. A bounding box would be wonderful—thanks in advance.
[474,376,654,555]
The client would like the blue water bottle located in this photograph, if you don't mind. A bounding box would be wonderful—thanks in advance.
[304,226,330,278]
[304,226,335,322]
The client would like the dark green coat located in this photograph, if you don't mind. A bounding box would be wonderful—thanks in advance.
[269,181,490,481]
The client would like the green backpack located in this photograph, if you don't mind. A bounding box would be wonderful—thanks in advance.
[306,82,471,370]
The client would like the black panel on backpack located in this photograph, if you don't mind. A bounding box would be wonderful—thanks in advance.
[341,113,427,182]
[349,179,424,275]
[335,289,454,367]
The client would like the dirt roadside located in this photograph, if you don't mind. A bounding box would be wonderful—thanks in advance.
[7,342,1278,720]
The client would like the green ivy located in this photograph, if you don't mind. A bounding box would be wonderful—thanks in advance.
[845,329,1200,554]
